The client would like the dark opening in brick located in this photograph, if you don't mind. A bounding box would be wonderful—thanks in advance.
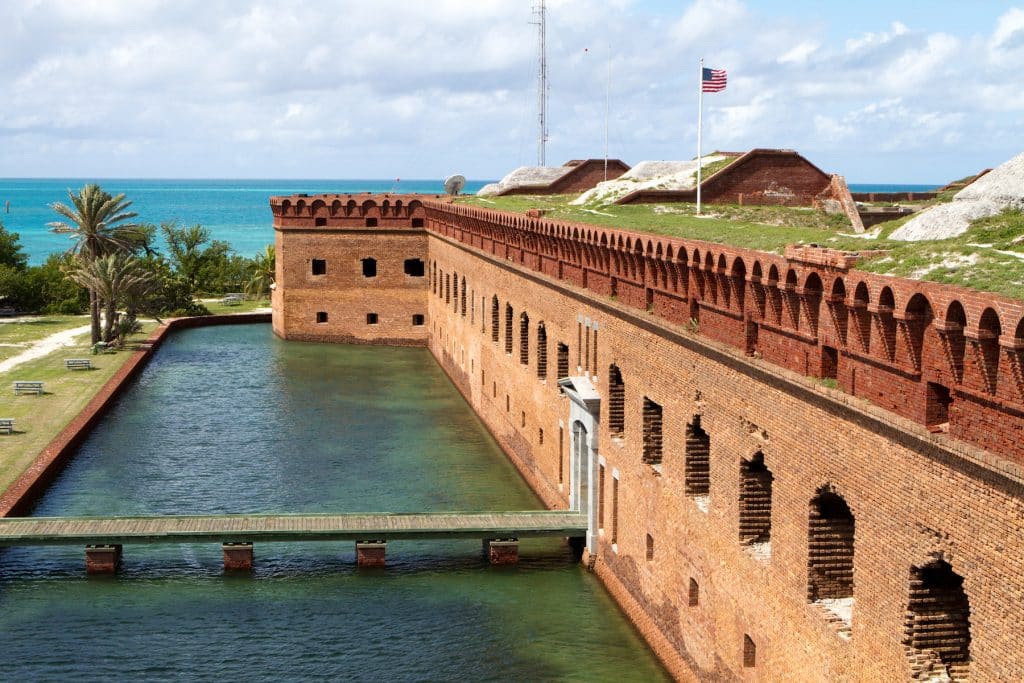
[404,258,425,276]
[362,258,377,277]
[444,274,450,303]
[491,296,500,342]
[411,314,425,326]
[611,476,619,544]
[688,578,699,606]
[685,416,710,497]
[505,304,514,354]
[538,428,544,445]
[315,311,328,323]
[506,394,510,412]
[642,398,663,465]
[608,364,625,437]
[312,259,326,276]
[411,217,424,228]
[559,426,564,484]
[645,533,654,560]
[821,345,839,380]
[743,635,756,668]
[557,343,569,380]
[598,464,605,529]
[521,411,526,428]
[315,216,326,227]
[978,308,1002,395]
[808,487,855,602]
[592,328,598,372]
[739,451,773,546]
[926,382,953,427]
[365,217,378,227]
[903,560,971,682]
[452,273,458,310]
[519,312,530,365]
[366,313,378,325]
[460,277,467,316]
[537,324,548,379]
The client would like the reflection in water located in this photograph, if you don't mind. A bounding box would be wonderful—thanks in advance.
[0,325,667,681]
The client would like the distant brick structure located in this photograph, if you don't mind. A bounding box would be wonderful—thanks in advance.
[495,159,631,196]
[272,194,1024,681]
[617,148,835,207]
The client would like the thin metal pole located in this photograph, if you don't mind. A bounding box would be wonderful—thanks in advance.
[697,57,703,215]
[604,46,611,181]
[534,1,548,166]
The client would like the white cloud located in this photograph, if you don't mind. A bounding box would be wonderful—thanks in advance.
[0,1,1020,183]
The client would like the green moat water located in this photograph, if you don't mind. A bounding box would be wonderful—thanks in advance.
[0,325,667,681]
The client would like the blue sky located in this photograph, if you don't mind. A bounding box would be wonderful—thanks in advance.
[1,1,1022,183]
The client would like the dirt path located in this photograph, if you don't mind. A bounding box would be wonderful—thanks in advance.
[0,325,91,374]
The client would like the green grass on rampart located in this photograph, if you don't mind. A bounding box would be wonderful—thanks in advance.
[0,316,91,362]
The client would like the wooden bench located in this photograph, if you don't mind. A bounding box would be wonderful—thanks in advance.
[0,418,13,434]
[13,381,44,395]
[65,358,92,370]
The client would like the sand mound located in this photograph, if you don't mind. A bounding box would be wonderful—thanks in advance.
[477,166,569,197]
[571,157,724,206]
[890,151,1024,241]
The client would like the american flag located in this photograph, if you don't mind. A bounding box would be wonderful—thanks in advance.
[702,67,727,93]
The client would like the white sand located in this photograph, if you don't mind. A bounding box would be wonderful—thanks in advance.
[477,166,570,197]
[0,324,91,374]
[890,151,1024,241]
[571,156,725,206]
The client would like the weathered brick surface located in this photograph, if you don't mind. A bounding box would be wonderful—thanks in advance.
[274,194,1024,681]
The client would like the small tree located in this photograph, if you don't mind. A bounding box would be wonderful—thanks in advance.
[245,245,275,300]
[65,254,159,344]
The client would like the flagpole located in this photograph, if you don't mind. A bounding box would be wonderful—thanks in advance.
[697,57,704,215]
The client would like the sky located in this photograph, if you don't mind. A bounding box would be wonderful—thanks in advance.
[1,0,1023,184]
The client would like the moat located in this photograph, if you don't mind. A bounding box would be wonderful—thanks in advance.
[0,325,666,680]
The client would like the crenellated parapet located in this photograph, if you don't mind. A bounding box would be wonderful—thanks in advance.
[270,193,434,229]
[423,198,1024,464]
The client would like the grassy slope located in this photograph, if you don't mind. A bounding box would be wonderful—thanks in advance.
[0,322,158,495]
[459,195,1024,301]
[203,298,270,316]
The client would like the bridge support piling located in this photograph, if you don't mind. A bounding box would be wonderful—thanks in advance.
[483,538,519,565]
[86,544,122,574]
[356,540,387,568]
[222,542,254,571]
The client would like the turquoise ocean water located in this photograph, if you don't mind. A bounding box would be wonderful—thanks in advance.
[0,178,934,266]
[0,178,490,265]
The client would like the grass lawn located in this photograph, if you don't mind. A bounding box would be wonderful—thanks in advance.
[0,322,158,497]
[0,315,91,362]
[203,298,270,316]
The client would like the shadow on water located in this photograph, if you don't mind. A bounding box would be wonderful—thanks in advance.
[0,325,669,681]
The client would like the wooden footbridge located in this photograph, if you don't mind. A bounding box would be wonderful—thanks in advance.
[0,510,588,572]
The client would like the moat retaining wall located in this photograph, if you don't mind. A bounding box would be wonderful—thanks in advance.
[271,194,1024,681]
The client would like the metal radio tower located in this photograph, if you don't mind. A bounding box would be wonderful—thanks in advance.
[531,1,549,166]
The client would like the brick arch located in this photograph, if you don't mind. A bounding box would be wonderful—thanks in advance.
[280,199,292,215]
[784,268,800,330]
[330,199,342,216]
[904,293,935,372]
[807,484,855,605]
[944,300,968,383]
[976,307,1002,395]
[766,264,783,325]
[361,199,377,217]
[903,557,971,682]
[311,199,327,217]
[876,286,897,362]
[829,277,848,346]
[803,272,823,336]
[295,199,307,216]
[750,260,766,319]
[851,280,871,353]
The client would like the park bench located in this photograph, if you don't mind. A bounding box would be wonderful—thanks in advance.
[0,418,13,434]
[222,293,244,306]
[0,306,16,318]
[13,381,44,395]
[65,358,92,370]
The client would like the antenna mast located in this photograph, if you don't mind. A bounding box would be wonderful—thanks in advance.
[532,1,548,166]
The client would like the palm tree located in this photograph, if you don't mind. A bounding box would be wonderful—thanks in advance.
[49,184,140,343]
[65,254,158,344]
[245,244,275,300]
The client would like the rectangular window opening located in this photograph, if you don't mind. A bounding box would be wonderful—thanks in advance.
[642,398,663,466]
[688,578,700,606]
[403,258,425,276]
[365,217,378,227]
[316,311,328,324]
[411,217,424,228]
[366,313,379,325]
[645,533,654,561]
[311,259,327,276]
[411,314,425,326]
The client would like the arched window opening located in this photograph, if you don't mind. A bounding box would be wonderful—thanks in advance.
[460,277,467,317]
[945,301,967,383]
[537,324,548,379]
[904,560,971,682]
[444,273,450,303]
[491,296,500,342]
[642,398,663,466]
[608,364,625,437]
[876,286,897,362]
[504,303,514,355]
[852,282,871,352]
[452,273,459,311]
[519,312,530,365]
[739,452,773,558]
[905,293,934,371]
[557,343,569,380]
[808,488,855,633]
[685,416,710,502]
